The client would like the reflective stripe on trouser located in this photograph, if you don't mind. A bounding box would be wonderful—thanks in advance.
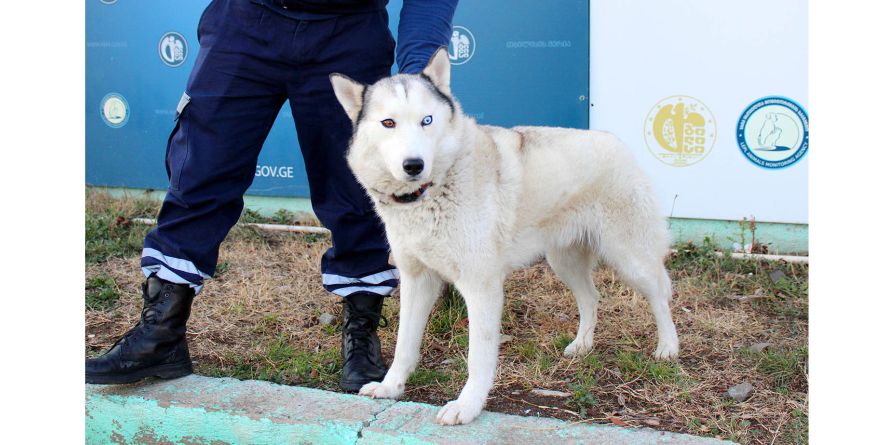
[322,268,400,297]
[140,0,398,295]
[141,248,211,294]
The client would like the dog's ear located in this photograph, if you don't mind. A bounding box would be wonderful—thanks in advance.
[422,47,451,95]
[329,73,365,122]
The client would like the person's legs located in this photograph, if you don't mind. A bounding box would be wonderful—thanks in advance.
[143,1,290,289]
[87,0,290,383]
[288,11,398,297]
[283,10,398,390]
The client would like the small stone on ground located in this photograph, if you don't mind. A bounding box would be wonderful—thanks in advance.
[769,269,786,283]
[749,342,772,353]
[725,382,754,402]
[530,389,572,398]
[318,313,335,325]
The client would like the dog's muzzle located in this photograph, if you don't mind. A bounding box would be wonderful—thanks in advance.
[391,182,433,204]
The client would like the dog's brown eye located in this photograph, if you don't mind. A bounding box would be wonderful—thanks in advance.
[381,119,396,128]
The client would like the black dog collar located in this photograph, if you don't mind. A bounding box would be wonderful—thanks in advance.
[391,182,433,204]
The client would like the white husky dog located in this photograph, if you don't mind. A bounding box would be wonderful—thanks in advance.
[330,48,679,425]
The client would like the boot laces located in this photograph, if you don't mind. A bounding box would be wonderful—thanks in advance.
[342,302,388,361]
[138,282,165,325]
[110,283,165,349]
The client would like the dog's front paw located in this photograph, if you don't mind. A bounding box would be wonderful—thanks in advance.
[358,381,404,400]
[654,339,679,360]
[435,398,484,425]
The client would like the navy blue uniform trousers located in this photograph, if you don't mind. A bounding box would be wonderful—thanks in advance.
[141,0,399,296]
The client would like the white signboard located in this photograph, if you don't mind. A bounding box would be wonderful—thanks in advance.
[589,0,808,224]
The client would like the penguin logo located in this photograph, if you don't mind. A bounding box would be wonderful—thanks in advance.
[100,93,129,128]
[736,96,808,169]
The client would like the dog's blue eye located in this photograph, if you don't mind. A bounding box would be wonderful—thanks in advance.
[421,115,433,126]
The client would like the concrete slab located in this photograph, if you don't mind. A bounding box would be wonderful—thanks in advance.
[86,375,735,445]
[361,401,729,445]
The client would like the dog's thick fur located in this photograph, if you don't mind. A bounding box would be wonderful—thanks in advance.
[330,49,679,425]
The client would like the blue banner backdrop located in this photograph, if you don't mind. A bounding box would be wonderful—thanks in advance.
[86,0,589,197]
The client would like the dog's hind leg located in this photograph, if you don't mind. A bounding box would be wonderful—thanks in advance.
[547,245,600,357]
[359,262,443,400]
[607,252,679,360]
[595,194,679,360]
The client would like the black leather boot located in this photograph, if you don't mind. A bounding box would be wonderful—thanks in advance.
[340,292,388,392]
[86,275,195,384]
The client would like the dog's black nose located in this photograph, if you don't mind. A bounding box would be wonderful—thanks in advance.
[402,158,424,176]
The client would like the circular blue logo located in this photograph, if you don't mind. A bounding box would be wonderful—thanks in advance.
[100,93,129,128]
[448,26,475,65]
[158,31,188,67]
[736,96,808,169]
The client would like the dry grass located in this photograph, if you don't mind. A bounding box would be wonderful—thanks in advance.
[85,190,808,444]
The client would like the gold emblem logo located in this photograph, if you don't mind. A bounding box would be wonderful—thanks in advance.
[644,96,716,167]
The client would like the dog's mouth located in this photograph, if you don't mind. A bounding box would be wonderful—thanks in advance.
[391,182,433,204]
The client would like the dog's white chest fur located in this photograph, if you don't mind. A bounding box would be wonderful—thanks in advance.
[376,127,527,283]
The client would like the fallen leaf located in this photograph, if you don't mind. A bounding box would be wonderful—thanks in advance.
[608,416,629,427]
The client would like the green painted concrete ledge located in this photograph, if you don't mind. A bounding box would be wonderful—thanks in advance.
[668,217,807,255]
[86,375,735,445]
[91,186,808,254]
